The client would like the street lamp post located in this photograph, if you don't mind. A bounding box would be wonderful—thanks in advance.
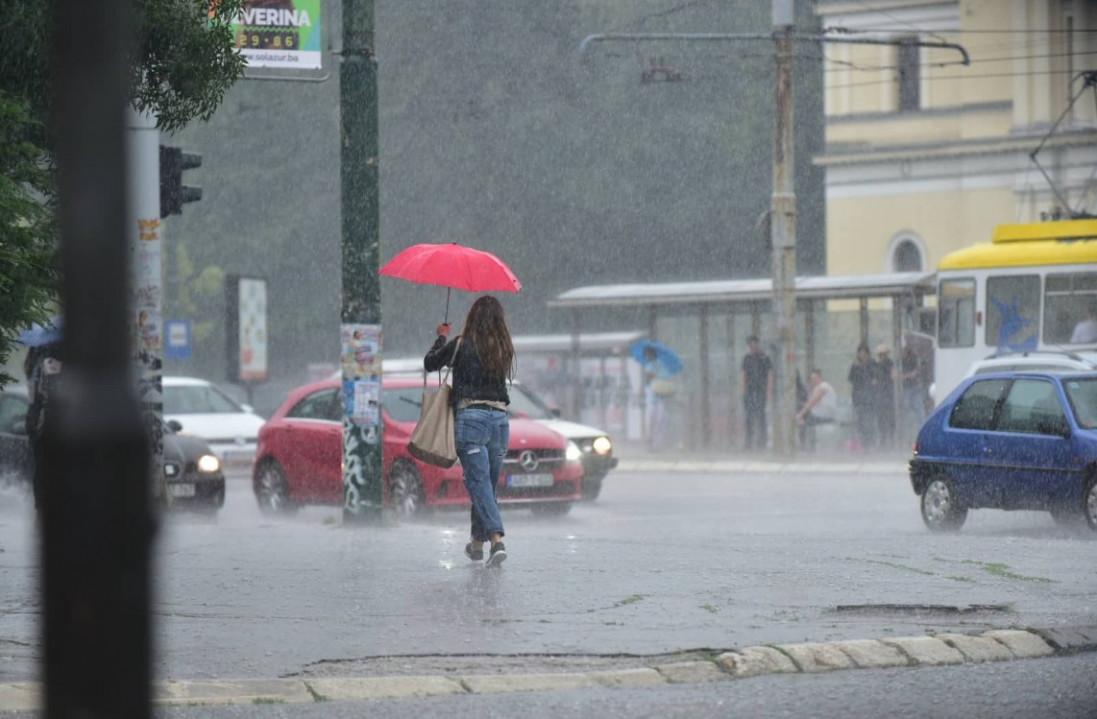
[340,0,385,522]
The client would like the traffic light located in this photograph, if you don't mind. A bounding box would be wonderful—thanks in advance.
[159,145,202,217]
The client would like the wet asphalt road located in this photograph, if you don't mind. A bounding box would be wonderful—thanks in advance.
[1,466,1096,686]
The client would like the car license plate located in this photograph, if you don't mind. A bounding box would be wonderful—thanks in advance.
[508,473,554,488]
[169,483,196,498]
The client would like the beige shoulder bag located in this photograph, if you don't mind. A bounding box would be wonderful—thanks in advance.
[408,337,462,468]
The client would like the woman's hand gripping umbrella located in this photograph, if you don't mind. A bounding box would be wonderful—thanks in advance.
[379,242,522,324]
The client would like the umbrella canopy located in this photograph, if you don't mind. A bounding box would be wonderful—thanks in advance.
[629,339,683,376]
[380,243,522,294]
[18,317,63,347]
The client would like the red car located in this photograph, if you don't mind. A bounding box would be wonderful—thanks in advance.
[253,376,582,515]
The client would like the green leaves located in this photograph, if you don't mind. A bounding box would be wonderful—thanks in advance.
[0,92,56,386]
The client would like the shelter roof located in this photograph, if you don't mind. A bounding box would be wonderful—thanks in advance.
[548,272,935,309]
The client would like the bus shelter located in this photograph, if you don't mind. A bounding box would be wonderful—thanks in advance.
[548,272,936,450]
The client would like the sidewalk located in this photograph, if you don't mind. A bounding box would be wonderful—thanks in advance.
[615,445,910,475]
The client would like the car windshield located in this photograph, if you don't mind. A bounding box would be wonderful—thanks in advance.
[384,387,424,423]
[1063,378,1097,429]
[507,384,554,419]
[164,385,243,414]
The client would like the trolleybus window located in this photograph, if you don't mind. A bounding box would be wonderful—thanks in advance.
[938,279,975,348]
[1043,272,1097,345]
[986,275,1039,350]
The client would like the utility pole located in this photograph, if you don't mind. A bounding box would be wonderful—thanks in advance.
[341,0,384,522]
[47,0,152,715]
[127,109,166,502]
[770,0,798,457]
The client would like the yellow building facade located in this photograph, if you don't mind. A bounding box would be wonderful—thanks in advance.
[815,0,1097,276]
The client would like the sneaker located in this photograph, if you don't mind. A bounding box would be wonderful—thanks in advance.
[485,542,507,567]
[465,542,484,561]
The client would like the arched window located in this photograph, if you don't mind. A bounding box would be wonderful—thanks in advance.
[888,234,925,273]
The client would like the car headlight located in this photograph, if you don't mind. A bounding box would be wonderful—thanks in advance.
[565,441,583,462]
[197,454,221,474]
[592,436,613,456]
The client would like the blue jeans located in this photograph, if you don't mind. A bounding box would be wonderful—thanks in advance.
[455,408,509,542]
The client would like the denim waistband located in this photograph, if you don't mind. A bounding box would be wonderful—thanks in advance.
[461,403,507,413]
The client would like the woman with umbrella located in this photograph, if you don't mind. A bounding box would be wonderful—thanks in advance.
[382,242,522,567]
[424,297,515,568]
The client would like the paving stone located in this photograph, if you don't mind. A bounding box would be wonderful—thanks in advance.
[936,633,1013,663]
[830,639,910,668]
[982,630,1054,659]
[0,682,38,713]
[1031,626,1097,652]
[460,672,596,695]
[716,647,799,677]
[881,636,965,666]
[156,679,313,706]
[653,660,727,683]
[306,676,464,701]
[775,643,856,673]
[585,668,666,688]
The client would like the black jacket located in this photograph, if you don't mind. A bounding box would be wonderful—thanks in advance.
[424,335,510,408]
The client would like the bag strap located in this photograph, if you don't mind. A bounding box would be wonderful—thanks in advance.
[427,336,462,388]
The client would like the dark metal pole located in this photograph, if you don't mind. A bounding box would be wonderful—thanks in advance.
[46,0,153,717]
[341,0,385,522]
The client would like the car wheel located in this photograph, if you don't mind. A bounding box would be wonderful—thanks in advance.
[254,461,297,515]
[1084,474,1097,532]
[531,502,572,516]
[920,476,967,532]
[581,476,603,501]
[389,461,425,517]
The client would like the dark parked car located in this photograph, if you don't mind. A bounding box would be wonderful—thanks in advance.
[0,385,224,511]
[910,372,1097,532]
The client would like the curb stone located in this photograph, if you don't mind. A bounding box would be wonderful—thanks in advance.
[1,627,1094,712]
[776,642,856,673]
[717,646,798,677]
[936,633,1013,663]
[305,676,464,701]
[881,636,966,666]
[983,630,1053,658]
[830,639,910,669]
[653,661,726,683]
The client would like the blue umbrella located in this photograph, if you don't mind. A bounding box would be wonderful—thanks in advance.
[629,339,683,376]
[18,317,63,347]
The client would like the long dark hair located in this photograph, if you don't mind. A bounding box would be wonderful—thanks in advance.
[462,296,515,380]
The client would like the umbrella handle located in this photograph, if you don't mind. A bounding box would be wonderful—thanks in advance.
[444,287,451,324]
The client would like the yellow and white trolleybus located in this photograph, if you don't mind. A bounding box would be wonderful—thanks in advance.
[935,219,1097,401]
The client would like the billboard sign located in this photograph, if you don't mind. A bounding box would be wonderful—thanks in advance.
[225,275,268,383]
[230,0,323,71]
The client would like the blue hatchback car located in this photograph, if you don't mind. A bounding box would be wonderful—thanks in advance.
[909,372,1097,532]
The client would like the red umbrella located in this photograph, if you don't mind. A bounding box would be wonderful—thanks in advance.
[380,243,522,321]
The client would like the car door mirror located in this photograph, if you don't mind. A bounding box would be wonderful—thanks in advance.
[166,419,183,433]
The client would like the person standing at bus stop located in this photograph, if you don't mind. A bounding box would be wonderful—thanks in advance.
[741,336,773,451]
[848,343,877,450]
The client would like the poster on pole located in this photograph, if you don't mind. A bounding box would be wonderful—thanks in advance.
[229,1,323,71]
[225,275,268,383]
[340,324,382,432]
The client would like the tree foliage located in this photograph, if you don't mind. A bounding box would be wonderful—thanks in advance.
[0,0,246,382]
[0,93,55,386]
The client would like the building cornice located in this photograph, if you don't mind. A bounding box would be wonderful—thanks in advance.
[825,101,1011,125]
[816,128,1097,167]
